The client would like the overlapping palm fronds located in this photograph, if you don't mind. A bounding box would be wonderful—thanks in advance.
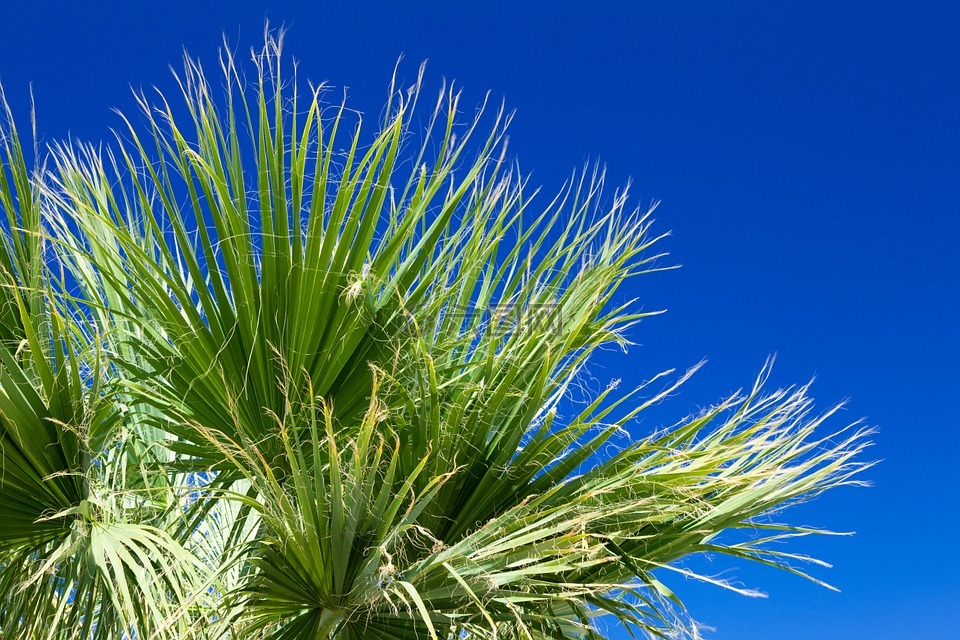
[0,30,871,640]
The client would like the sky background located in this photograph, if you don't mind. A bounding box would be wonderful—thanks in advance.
[2,2,958,638]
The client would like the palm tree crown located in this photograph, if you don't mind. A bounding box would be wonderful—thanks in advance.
[0,31,871,640]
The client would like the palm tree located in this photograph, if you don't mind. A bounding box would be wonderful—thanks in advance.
[0,32,871,640]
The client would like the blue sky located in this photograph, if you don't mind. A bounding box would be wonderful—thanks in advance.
[2,2,957,638]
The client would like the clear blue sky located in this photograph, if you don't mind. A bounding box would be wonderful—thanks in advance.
[2,2,957,638]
